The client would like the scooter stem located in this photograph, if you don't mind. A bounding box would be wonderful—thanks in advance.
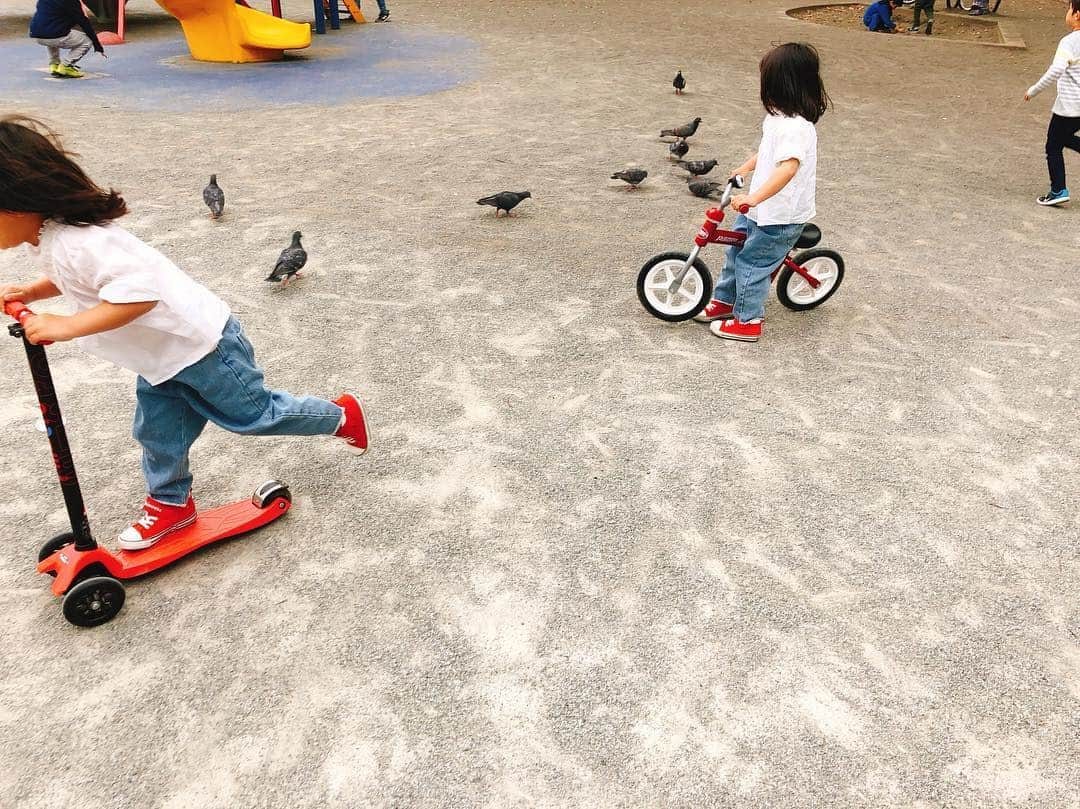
[6,301,96,551]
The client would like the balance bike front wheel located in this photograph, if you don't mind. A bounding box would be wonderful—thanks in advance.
[637,251,713,322]
[776,249,845,311]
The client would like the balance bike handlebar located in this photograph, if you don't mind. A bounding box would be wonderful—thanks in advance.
[4,301,53,345]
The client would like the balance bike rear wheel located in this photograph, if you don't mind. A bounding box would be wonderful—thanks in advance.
[62,576,126,627]
[776,249,845,311]
[637,251,713,322]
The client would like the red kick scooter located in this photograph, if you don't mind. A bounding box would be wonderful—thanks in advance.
[637,175,845,321]
[5,301,293,627]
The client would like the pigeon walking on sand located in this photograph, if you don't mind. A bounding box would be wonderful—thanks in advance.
[477,190,531,217]
[266,231,307,286]
[203,174,225,219]
[669,138,689,159]
[688,179,725,199]
[611,168,648,190]
[676,158,718,177]
[660,117,701,140]
[673,71,686,95]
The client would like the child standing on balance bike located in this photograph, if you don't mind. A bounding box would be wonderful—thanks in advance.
[694,42,830,342]
[0,116,371,551]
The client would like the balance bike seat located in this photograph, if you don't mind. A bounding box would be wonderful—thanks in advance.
[37,481,291,596]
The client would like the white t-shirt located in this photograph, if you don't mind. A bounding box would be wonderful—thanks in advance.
[28,221,230,385]
[748,114,817,227]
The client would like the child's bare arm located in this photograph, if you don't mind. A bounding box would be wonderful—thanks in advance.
[733,158,800,210]
[22,300,157,345]
[1,277,62,304]
[731,152,758,179]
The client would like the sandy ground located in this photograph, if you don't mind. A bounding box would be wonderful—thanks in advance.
[791,3,1005,42]
[1,0,1079,806]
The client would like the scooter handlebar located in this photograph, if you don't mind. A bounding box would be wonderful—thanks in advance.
[4,301,53,345]
[737,204,751,214]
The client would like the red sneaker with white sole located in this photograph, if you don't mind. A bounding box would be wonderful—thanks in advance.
[334,392,370,454]
[709,318,763,342]
[119,495,197,550]
[693,299,736,323]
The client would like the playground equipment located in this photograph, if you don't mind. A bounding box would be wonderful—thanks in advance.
[156,0,311,62]
[84,0,312,62]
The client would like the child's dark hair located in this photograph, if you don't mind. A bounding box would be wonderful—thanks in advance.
[1072,0,1080,14]
[0,115,127,225]
[760,43,830,125]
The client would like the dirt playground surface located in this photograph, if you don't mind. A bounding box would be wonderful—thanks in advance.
[0,0,1078,807]
[790,3,1006,43]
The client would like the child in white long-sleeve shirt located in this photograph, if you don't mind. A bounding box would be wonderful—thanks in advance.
[1024,0,1080,206]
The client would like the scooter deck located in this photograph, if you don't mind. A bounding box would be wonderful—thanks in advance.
[38,494,291,595]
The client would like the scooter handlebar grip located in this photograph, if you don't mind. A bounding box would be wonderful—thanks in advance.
[4,301,52,345]
[737,204,751,214]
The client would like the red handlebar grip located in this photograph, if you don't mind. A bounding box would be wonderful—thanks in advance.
[737,204,751,214]
[4,300,31,322]
[4,301,53,345]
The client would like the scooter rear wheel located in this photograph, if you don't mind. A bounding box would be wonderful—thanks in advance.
[62,576,125,627]
[637,251,713,322]
[39,532,75,564]
[252,480,291,509]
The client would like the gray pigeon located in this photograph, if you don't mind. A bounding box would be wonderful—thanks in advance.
[660,117,701,139]
[668,138,689,159]
[610,168,648,190]
[477,190,531,217]
[676,158,718,177]
[266,231,306,285]
[673,71,686,95]
[688,179,725,199]
[203,174,224,219]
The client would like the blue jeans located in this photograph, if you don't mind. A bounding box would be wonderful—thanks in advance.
[712,214,805,322]
[373,0,387,12]
[133,316,343,504]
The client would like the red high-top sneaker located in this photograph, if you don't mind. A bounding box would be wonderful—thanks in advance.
[693,299,735,323]
[119,495,197,550]
[709,318,763,342]
[334,392,370,454]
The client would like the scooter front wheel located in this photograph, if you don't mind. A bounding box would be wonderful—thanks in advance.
[38,532,76,564]
[637,252,713,322]
[62,576,125,627]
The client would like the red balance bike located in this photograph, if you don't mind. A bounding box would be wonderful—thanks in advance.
[637,175,844,321]
[5,301,293,627]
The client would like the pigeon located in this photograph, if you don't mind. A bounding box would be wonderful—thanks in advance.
[203,174,224,219]
[477,190,531,217]
[266,231,307,286]
[668,138,689,159]
[688,179,725,199]
[676,158,718,177]
[660,117,701,139]
[610,168,648,190]
[673,71,686,95]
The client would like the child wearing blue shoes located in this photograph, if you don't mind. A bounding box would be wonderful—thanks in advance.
[1025,0,1080,207]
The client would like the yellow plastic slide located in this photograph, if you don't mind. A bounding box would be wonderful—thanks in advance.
[155,0,311,63]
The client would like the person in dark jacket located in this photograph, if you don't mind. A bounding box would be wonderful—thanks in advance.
[29,0,104,78]
[863,0,900,32]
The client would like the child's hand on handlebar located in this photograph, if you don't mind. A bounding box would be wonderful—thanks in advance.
[21,313,74,345]
[731,194,754,212]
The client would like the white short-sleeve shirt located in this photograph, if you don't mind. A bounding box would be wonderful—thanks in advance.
[28,221,231,385]
[747,114,817,227]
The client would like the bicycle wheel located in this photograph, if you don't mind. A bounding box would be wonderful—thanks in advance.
[637,252,713,322]
[775,250,844,311]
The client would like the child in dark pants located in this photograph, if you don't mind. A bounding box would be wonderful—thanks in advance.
[1024,0,1080,206]
[909,0,934,35]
